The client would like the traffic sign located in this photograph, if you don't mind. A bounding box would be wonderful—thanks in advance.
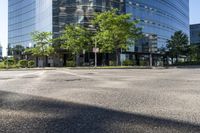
[93,48,99,53]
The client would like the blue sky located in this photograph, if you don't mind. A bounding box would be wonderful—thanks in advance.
[0,0,200,56]
[0,0,8,56]
[189,0,200,24]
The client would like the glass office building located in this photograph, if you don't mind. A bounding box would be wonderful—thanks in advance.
[8,0,36,48]
[125,0,189,52]
[8,0,189,54]
[52,0,122,37]
[190,24,200,45]
[8,0,52,48]
[8,0,121,47]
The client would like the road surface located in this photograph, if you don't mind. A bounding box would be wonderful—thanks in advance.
[0,68,200,133]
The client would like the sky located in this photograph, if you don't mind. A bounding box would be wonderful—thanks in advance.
[189,0,200,24]
[0,0,200,56]
[0,0,8,57]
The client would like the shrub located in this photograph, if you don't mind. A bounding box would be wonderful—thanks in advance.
[66,60,76,67]
[4,58,15,66]
[18,60,28,68]
[123,59,134,66]
[9,64,18,69]
[28,60,35,68]
[0,62,5,69]
[1,58,18,69]
[140,60,148,66]
[174,61,200,66]
[109,60,116,66]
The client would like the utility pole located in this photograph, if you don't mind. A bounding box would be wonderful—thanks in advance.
[149,38,153,67]
[6,48,9,69]
[120,48,123,66]
[94,38,97,68]
[146,34,153,67]
[120,0,125,67]
[149,52,153,67]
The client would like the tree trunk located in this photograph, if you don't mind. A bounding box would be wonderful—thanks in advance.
[115,49,120,66]
[176,55,178,64]
[76,54,79,67]
[43,56,46,67]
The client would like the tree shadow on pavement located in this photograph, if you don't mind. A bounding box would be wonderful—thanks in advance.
[0,90,200,133]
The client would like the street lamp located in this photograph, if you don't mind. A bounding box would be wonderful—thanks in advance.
[89,24,99,68]
[94,38,98,67]
[6,48,9,69]
[145,34,153,67]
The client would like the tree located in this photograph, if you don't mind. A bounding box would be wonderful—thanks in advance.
[27,31,54,67]
[11,45,25,60]
[59,24,91,66]
[181,32,200,62]
[92,9,142,65]
[187,44,200,61]
[167,31,189,64]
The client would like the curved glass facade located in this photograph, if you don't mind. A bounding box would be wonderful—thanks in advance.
[8,0,36,47]
[8,0,52,48]
[9,0,121,46]
[35,0,52,32]
[8,0,189,52]
[125,0,189,51]
[52,0,122,37]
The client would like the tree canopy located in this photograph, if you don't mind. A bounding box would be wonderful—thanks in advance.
[27,31,54,57]
[92,9,142,64]
[167,31,189,63]
[59,24,91,55]
[12,45,25,56]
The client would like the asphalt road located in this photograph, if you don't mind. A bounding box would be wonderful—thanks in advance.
[0,68,200,133]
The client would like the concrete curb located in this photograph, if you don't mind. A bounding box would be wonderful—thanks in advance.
[67,66,154,70]
[0,68,57,71]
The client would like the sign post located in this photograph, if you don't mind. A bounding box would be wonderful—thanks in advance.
[93,39,99,67]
